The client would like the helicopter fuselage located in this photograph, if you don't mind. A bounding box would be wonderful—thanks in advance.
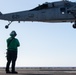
[0,0,76,29]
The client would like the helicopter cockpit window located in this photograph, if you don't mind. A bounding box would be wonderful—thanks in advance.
[30,4,48,11]
[60,8,66,14]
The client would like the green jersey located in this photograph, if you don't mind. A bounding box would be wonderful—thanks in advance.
[7,37,20,51]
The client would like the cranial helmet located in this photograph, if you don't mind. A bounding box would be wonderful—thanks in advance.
[10,31,17,37]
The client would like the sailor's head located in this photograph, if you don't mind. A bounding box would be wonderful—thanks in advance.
[10,30,17,37]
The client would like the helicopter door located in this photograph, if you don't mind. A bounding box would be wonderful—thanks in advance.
[39,10,47,21]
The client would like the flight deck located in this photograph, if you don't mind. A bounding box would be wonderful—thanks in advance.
[0,67,76,75]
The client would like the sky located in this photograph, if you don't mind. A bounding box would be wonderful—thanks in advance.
[0,0,76,67]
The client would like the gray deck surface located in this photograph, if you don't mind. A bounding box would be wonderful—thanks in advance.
[0,67,76,75]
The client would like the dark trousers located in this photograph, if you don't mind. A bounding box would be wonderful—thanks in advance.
[6,50,17,72]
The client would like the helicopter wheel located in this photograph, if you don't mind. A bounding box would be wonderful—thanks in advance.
[5,21,12,29]
[5,25,9,29]
[72,24,76,29]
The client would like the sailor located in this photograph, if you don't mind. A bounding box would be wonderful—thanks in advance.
[5,31,20,74]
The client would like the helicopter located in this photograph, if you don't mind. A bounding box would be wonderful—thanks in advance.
[0,0,76,29]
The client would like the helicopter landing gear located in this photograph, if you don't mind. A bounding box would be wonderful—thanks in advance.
[5,21,12,29]
[72,21,76,29]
